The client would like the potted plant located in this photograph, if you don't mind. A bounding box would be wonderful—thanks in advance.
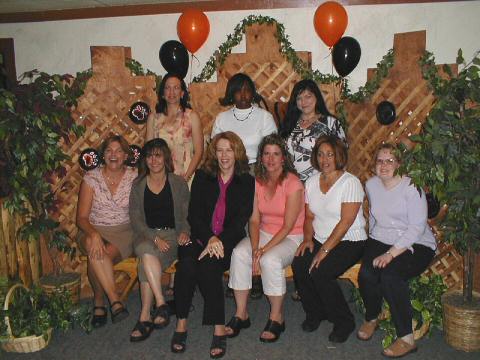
[399,49,480,351]
[0,69,90,300]
[352,274,446,347]
[0,282,91,353]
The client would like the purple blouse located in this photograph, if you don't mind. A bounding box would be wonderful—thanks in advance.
[211,175,233,235]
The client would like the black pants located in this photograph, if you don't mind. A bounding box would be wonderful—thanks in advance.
[174,241,232,325]
[292,240,364,333]
[358,238,435,338]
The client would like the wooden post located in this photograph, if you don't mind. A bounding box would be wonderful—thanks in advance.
[0,203,8,278]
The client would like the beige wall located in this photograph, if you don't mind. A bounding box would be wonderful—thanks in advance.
[0,2,479,91]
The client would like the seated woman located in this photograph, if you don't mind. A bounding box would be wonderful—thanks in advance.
[227,133,305,343]
[357,143,436,358]
[171,131,254,358]
[128,138,190,342]
[76,135,137,327]
[212,72,277,300]
[292,135,366,343]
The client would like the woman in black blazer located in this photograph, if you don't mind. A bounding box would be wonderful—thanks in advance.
[171,131,255,359]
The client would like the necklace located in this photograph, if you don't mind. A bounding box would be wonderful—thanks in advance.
[104,170,124,186]
[300,114,318,128]
[232,106,254,122]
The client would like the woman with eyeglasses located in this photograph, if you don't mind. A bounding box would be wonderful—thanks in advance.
[357,143,436,358]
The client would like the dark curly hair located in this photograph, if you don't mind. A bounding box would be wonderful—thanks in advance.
[155,73,191,114]
[279,79,332,138]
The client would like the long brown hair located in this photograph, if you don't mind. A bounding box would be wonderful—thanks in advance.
[202,131,249,177]
[254,133,297,184]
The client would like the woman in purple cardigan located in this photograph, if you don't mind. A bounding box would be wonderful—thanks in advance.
[357,143,436,358]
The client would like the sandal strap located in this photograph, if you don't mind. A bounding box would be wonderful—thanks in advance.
[93,306,107,313]
[132,321,153,335]
[210,335,227,350]
[171,331,188,353]
[263,319,285,337]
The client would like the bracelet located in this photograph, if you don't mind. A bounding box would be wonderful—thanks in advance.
[153,236,158,245]
[320,247,329,254]
[386,251,394,258]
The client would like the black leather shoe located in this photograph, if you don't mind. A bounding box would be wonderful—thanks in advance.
[328,326,354,343]
[301,318,321,332]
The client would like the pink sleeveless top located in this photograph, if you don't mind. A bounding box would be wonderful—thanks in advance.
[150,109,194,176]
[83,167,137,226]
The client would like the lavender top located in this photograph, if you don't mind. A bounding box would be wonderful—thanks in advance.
[365,176,436,251]
[211,175,233,235]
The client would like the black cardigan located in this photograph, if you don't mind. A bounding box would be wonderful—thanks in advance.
[188,169,255,251]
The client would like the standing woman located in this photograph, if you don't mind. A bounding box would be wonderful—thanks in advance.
[212,72,277,299]
[211,73,277,166]
[227,134,305,343]
[171,132,254,358]
[76,135,137,327]
[280,79,346,182]
[128,138,190,342]
[358,143,436,358]
[292,135,366,343]
[146,73,204,183]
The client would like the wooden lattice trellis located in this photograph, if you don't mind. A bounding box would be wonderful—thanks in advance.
[0,26,468,296]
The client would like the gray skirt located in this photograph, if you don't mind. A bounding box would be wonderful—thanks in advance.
[134,228,177,283]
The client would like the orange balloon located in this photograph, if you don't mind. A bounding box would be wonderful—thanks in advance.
[177,9,210,54]
[314,1,348,48]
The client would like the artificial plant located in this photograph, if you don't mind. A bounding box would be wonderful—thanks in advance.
[0,69,90,276]
[399,49,480,303]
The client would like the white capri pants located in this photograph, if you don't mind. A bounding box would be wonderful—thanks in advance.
[229,230,303,296]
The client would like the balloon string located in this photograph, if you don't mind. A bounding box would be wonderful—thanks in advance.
[189,53,194,84]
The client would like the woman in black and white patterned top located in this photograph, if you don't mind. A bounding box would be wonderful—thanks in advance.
[280,79,346,183]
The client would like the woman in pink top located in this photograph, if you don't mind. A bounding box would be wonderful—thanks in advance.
[77,135,137,328]
[227,134,305,343]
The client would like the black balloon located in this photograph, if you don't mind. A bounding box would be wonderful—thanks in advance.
[332,36,361,77]
[376,101,396,125]
[426,193,440,219]
[159,40,189,79]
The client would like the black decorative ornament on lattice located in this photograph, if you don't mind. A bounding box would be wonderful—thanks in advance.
[78,148,100,171]
[127,145,142,168]
[376,101,396,125]
[128,101,150,125]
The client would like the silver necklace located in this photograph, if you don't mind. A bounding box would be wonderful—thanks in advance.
[232,106,254,122]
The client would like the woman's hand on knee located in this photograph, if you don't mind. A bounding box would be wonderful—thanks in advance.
[154,236,171,253]
[373,252,393,268]
[177,232,191,246]
[295,240,314,257]
[198,236,224,260]
[308,250,327,273]
[86,232,105,261]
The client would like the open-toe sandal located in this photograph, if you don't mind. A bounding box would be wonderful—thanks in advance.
[130,321,153,342]
[91,306,108,328]
[171,331,188,353]
[382,338,417,358]
[210,335,227,359]
[110,301,129,324]
[357,320,378,341]
[259,319,285,343]
[152,303,170,329]
[226,316,251,338]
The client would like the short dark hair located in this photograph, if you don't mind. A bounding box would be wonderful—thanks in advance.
[139,138,174,177]
[311,135,348,171]
[255,133,297,184]
[99,135,132,165]
[219,73,262,106]
[155,73,191,114]
[280,79,332,138]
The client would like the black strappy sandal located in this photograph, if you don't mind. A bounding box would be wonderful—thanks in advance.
[259,319,285,343]
[91,306,107,328]
[110,301,129,324]
[225,316,251,338]
[152,303,170,329]
[130,321,153,342]
[171,331,188,353]
[210,335,227,359]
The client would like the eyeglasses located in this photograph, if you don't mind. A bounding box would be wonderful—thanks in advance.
[375,158,397,166]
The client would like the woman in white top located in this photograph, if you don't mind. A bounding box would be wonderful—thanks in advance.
[357,143,436,358]
[292,135,366,343]
[211,73,277,166]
